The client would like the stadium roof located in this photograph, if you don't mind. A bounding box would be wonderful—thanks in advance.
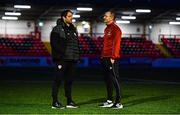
[0,0,180,23]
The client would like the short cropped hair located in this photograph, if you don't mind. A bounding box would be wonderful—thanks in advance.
[61,10,73,18]
[106,9,116,20]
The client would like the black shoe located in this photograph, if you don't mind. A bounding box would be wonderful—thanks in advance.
[66,101,79,108]
[52,101,64,109]
[99,100,113,108]
[111,103,123,109]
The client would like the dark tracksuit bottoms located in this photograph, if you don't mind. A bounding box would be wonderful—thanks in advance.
[52,61,76,103]
[101,58,122,103]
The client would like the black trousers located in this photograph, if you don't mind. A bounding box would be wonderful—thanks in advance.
[52,60,77,103]
[101,58,122,103]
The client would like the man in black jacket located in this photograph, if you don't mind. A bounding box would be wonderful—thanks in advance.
[50,10,80,109]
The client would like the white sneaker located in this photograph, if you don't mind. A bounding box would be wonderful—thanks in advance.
[66,101,79,109]
[99,100,113,108]
[111,103,123,109]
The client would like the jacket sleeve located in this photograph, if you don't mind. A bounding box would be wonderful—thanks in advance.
[76,29,81,60]
[111,28,122,59]
[50,31,65,54]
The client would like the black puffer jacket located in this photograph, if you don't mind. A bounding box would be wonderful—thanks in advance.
[50,19,80,63]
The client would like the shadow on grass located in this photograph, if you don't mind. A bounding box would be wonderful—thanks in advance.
[124,95,171,107]
[78,95,133,106]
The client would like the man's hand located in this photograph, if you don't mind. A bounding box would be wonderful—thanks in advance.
[110,58,115,64]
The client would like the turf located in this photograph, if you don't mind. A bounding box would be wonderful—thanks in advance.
[0,81,180,114]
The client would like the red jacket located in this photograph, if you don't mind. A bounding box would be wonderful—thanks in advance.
[101,22,122,59]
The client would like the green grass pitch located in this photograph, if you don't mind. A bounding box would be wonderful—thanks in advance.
[0,81,180,114]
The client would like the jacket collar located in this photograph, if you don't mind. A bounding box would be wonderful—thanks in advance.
[57,18,75,28]
[107,21,114,27]
[56,18,66,27]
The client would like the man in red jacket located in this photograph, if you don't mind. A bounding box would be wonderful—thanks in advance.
[99,10,123,109]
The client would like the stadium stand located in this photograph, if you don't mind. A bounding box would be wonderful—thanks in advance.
[0,34,164,58]
[0,37,50,56]
[79,35,163,58]
[161,38,180,57]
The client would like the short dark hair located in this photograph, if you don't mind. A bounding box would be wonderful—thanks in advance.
[61,10,73,18]
[106,9,116,20]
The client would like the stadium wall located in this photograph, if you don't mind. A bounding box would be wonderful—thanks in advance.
[0,20,34,35]
[1,20,180,44]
